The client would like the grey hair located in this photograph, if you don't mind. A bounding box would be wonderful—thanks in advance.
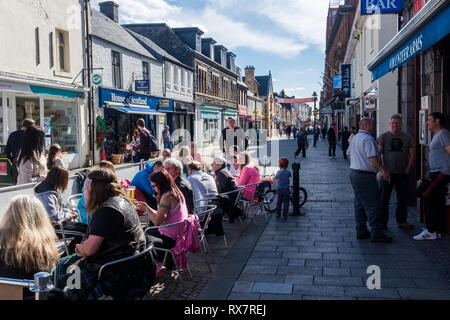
[390,114,403,121]
[163,158,183,171]
[213,155,227,165]
[359,117,373,128]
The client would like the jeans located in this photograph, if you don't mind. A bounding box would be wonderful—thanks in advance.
[328,141,336,157]
[295,142,306,158]
[350,171,383,238]
[423,172,450,233]
[276,188,290,216]
[380,173,409,226]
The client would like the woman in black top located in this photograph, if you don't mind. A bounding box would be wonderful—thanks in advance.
[54,168,155,300]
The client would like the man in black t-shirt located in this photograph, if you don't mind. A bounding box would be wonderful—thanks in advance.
[220,117,248,154]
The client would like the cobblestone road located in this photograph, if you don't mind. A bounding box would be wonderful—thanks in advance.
[147,136,450,300]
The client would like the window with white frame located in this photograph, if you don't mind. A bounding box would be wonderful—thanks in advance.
[181,69,187,93]
[174,66,179,92]
[187,72,192,94]
[56,29,70,72]
[165,64,172,91]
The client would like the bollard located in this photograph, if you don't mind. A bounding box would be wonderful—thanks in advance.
[292,161,301,216]
[29,272,54,300]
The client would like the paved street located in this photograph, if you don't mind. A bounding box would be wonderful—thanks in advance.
[150,136,450,300]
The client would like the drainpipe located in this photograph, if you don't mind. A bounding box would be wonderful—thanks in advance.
[84,0,95,166]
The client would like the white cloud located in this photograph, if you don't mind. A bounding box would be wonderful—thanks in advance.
[91,0,322,58]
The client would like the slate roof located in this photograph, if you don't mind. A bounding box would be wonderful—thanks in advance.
[91,10,156,60]
[255,75,272,97]
[125,29,192,70]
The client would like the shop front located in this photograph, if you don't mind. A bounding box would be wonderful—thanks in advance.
[98,87,165,162]
[172,101,195,145]
[238,106,248,130]
[0,79,87,169]
[200,106,221,146]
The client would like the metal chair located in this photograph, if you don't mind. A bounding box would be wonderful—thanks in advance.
[145,220,192,281]
[67,194,83,223]
[195,205,218,272]
[239,182,270,223]
[221,186,246,228]
[51,221,86,256]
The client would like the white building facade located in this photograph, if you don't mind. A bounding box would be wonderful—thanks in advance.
[0,0,89,170]
[343,1,399,136]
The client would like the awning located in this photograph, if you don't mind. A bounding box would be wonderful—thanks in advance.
[105,102,164,116]
[368,0,450,82]
[201,106,221,120]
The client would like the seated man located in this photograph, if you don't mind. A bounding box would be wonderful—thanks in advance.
[187,161,223,236]
[164,158,195,216]
[130,160,163,209]
[212,156,243,222]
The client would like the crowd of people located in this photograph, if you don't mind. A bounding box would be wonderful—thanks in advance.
[0,116,282,300]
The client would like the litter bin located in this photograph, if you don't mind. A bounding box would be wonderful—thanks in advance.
[0,145,13,187]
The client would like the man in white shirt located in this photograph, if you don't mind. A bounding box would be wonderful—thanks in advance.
[347,117,392,243]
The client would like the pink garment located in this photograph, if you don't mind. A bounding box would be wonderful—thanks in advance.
[193,151,203,163]
[171,214,201,269]
[159,200,188,240]
[237,165,261,200]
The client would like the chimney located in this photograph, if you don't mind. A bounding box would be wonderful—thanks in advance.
[214,45,227,67]
[99,1,119,23]
[172,27,204,52]
[245,66,255,81]
[226,52,236,72]
[201,38,216,60]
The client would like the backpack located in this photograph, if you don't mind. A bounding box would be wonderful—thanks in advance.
[75,169,90,193]
[148,133,159,153]
[296,131,305,144]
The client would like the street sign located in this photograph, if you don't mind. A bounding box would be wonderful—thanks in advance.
[92,74,102,86]
[333,76,342,89]
[135,80,150,92]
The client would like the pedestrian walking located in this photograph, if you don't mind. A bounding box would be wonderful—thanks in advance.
[5,118,35,184]
[286,125,292,139]
[294,127,307,158]
[292,126,298,140]
[162,125,174,151]
[134,118,157,162]
[327,123,337,159]
[321,126,327,140]
[313,125,319,147]
[275,158,291,218]
[347,117,392,243]
[377,114,415,230]
[415,112,450,240]
[341,127,351,159]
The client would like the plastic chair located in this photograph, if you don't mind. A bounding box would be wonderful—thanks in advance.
[145,220,192,281]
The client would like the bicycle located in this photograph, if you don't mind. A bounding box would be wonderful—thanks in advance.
[262,182,307,213]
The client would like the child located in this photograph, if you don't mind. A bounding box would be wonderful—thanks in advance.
[275,158,291,218]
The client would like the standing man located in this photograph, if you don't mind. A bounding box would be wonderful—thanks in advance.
[327,123,337,159]
[414,112,450,240]
[221,117,248,154]
[286,125,292,139]
[292,126,298,141]
[377,114,415,230]
[133,118,154,162]
[6,118,35,184]
[162,125,173,151]
[347,117,392,243]
[164,158,195,216]
[321,126,327,140]
[313,125,319,147]
[341,127,351,159]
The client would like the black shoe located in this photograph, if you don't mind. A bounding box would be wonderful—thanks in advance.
[356,231,371,239]
[371,234,393,243]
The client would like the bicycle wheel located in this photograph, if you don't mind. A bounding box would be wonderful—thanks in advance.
[263,190,277,212]
[290,187,308,207]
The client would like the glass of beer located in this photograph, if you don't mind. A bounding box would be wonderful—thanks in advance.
[128,186,136,200]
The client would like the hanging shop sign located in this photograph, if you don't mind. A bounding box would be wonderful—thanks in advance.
[135,80,150,92]
[341,64,351,98]
[333,76,342,89]
[361,0,404,15]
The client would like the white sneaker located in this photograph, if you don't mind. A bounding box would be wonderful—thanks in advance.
[413,229,437,240]
[329,156,332,159]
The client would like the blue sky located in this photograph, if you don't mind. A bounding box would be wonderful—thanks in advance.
[91,0,330,105]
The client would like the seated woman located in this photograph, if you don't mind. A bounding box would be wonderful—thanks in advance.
[47,144,65,170]
[237,152,261,201]
[190,142,203,163]
[0,195,59,299]
[55,168,155,300]
[135,170,188,269]
[34,166,87,250]
[77,160,116,224]
[178,146,192,177]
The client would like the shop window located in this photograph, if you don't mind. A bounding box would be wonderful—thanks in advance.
[112,50,122,89]
[44,100,78,154]
[16,97,40,130]
[56,29,70,72]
